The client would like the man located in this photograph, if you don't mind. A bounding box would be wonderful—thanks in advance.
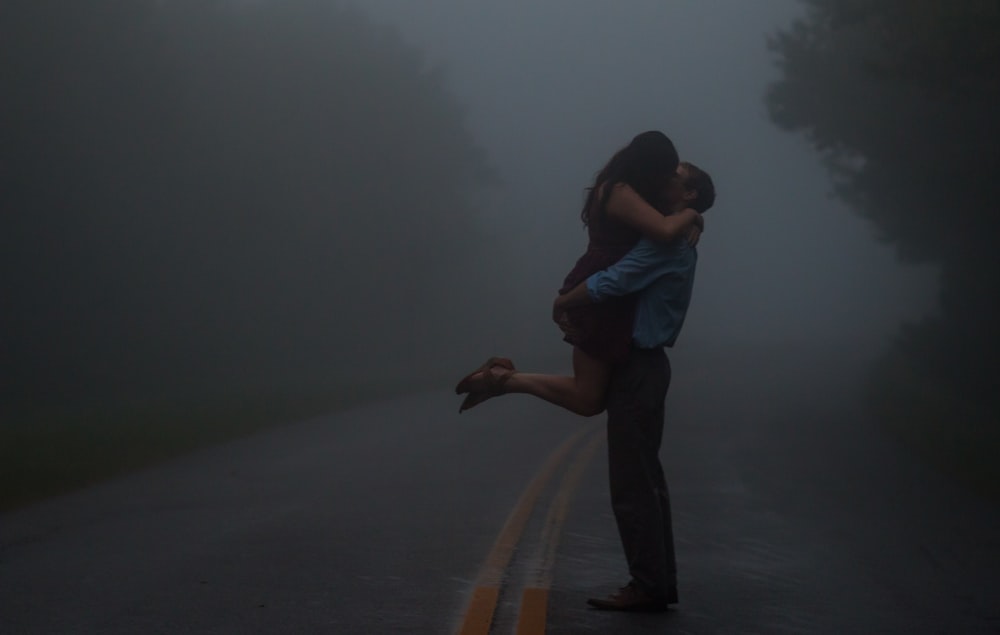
[554,161,715,611]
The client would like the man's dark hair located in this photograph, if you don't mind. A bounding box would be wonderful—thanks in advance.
[681,161,715,213]
[581,130,679,226]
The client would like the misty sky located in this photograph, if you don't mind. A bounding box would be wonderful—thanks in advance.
[349,0,938,359]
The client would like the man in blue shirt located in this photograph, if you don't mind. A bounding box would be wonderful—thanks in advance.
[555,161,715,612]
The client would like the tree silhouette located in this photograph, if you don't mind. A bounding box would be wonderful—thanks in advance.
[767,0,1000,404]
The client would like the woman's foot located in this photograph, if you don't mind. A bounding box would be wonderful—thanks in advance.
[455,358,517,413]
[455,357,514,394]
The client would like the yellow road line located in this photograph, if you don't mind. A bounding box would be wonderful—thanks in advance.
[458,586,500,635]
[514,588,549,635]
[537,429,605,588]
[516,429,605,634]
[456,423,597,635]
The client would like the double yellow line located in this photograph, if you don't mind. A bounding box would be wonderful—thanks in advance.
[456,423,605,635]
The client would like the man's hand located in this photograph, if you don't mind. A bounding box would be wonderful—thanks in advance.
[553,284,593,340]
[552,294,581,338]
[552,294,568,325]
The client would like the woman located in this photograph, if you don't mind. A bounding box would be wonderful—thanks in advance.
[455,131,703,414]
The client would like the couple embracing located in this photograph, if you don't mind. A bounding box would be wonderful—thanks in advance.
[455,130,715,612]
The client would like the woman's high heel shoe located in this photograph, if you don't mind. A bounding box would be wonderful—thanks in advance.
[455,357,517,413]
[455,357,514,395]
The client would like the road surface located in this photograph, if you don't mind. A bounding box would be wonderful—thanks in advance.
[2,346,999,634]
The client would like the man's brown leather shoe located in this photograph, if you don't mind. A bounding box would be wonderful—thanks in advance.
[586,582,672,612]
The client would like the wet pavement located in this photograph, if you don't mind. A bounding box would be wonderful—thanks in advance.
[2,346,999,633]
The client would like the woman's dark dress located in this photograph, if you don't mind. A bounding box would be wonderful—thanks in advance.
[558,201,641,364]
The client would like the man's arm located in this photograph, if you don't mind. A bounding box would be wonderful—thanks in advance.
[553,238,689,315]
[605,183,704,243]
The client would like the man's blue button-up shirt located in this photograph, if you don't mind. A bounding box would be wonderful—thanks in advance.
[585,237,697,349]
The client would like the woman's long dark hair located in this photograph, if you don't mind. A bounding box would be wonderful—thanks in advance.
[581,130,679,226]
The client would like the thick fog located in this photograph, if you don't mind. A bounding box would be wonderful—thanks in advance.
[5,8,1000,627]
[353,0,937,357]
[1,1,959,441]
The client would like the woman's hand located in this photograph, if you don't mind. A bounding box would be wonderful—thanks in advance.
[689,208,704,231]
[683,208,703,246]
[686,224,702,247]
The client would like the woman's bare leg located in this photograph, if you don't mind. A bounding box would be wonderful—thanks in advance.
[470,347,610,416]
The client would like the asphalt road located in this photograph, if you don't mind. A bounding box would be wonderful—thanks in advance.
[2,346,999,634]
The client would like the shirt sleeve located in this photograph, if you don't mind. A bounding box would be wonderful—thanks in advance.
[586,238,685,302]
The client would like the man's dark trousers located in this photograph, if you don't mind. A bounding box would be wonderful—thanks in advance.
[605,346,678,603]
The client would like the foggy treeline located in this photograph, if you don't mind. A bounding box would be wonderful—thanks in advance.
[3,0,998,504]
[1,0,504,420]
[767,1,1000,470]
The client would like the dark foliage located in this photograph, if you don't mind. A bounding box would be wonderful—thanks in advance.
[767,0,1000,402]
[0,0,494,413]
